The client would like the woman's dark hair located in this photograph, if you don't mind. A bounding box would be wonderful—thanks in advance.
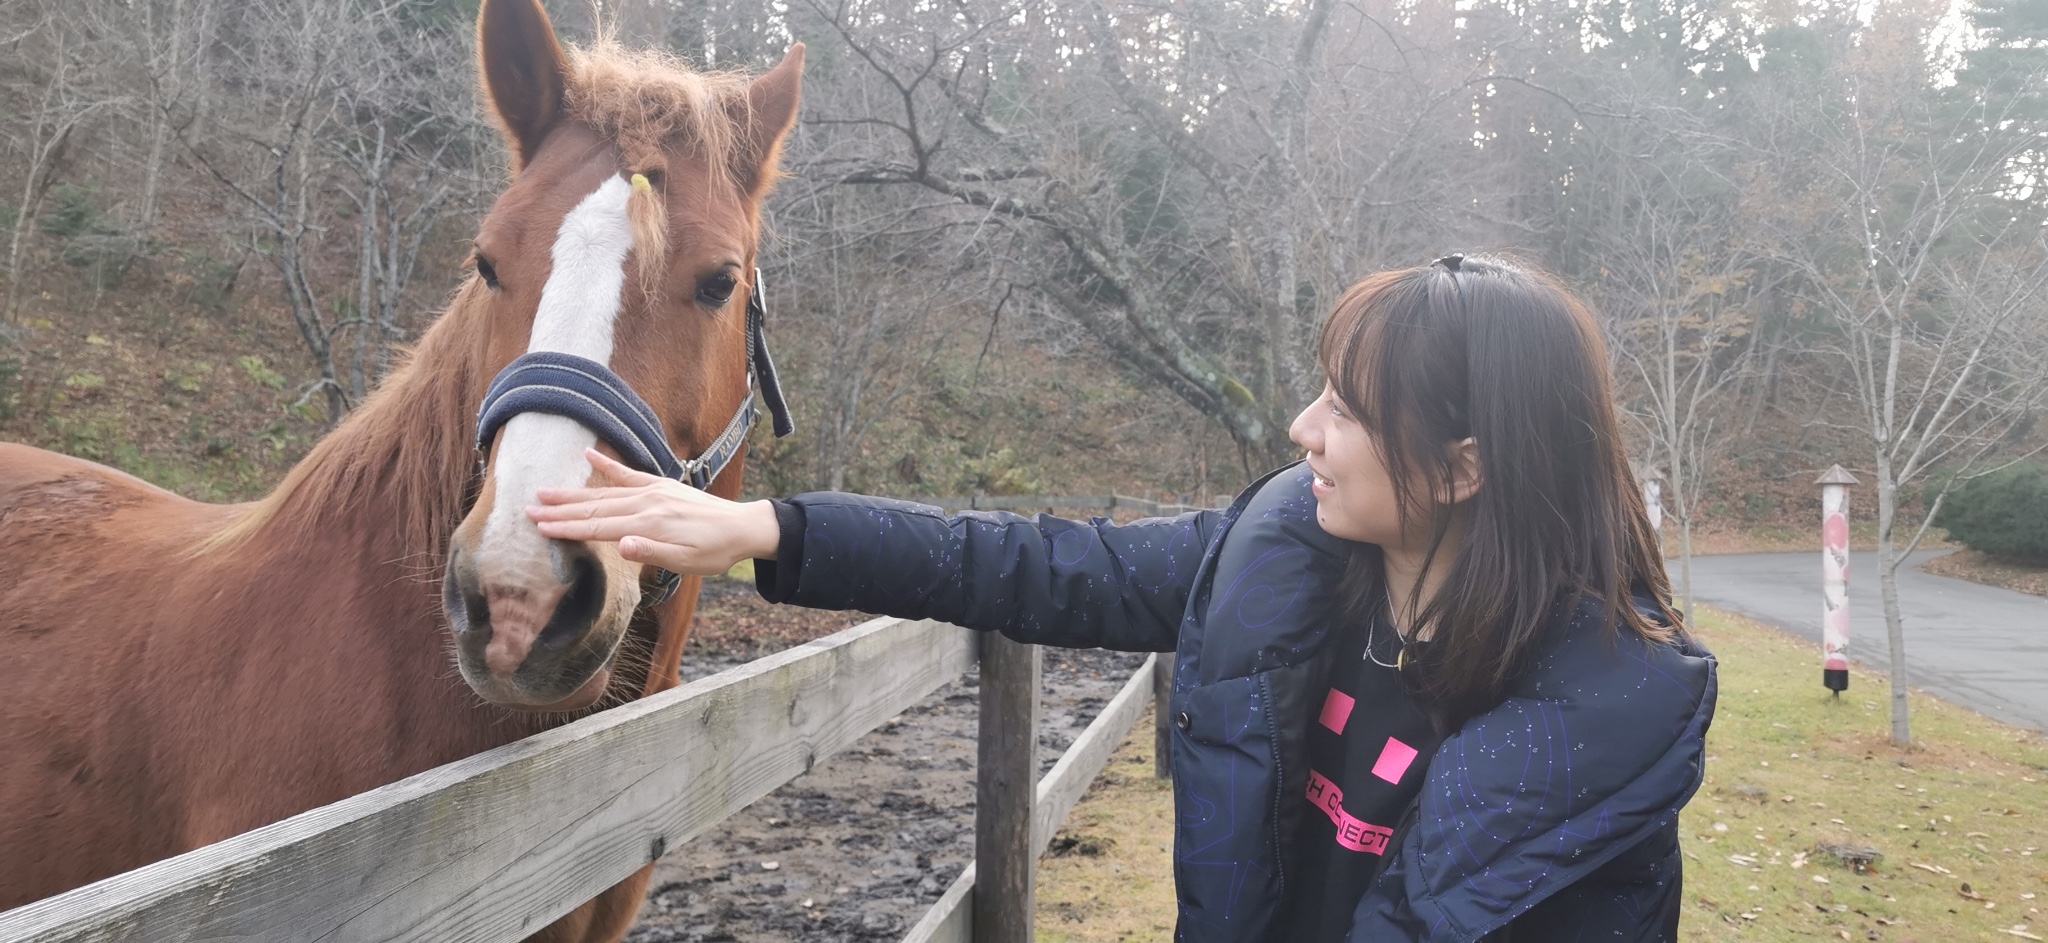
[1320,253,1684,725]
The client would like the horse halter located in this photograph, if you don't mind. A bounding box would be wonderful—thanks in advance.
[473,267,794,605]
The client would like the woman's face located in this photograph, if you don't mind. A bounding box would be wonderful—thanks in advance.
[1289,384,1407,545]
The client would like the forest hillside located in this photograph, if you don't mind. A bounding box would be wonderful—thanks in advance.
[3,0,2044,553]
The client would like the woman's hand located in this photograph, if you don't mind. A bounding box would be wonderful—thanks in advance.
[526,449,780,576]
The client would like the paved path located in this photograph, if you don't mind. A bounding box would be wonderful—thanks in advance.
[1682,551,2048,731]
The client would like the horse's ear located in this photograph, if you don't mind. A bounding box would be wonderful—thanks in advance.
[477,0,568,170]
[736,44,805,199]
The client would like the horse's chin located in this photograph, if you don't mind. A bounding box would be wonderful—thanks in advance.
[499,665,614,714]
[459,647,622,713]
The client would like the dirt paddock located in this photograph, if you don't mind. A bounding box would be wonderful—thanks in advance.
[626,581,1149,942]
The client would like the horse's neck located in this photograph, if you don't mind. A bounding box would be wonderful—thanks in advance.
[238,303,484,600]
[221,303,540,755]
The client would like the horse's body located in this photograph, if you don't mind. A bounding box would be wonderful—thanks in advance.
[0,268,700,940]
[0,4,801,939]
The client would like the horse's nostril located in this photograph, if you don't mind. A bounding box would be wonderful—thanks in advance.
[535,547,606,653]
[444,548,491,638]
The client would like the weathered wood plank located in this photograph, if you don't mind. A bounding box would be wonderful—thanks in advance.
[908,655,1159,943]
[1031,654,1157,855]
[972,635,1039,943]
[899,863,972,943]
[0,617,976,943]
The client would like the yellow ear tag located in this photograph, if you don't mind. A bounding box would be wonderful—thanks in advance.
[630,173,653,193]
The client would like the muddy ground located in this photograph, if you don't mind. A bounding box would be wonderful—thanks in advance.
[624,580,1150,943]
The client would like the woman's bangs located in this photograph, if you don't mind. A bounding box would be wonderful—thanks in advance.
[1318,272,1406,429]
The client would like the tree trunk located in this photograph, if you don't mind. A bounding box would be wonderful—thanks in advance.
[350,125,387,404]
[136,0,187,241]
[1874,453,1911,747]
[1678,513,1694,618]
[1665,320,1692,615]
[1741,332,1782,441]
[5,173,40,322]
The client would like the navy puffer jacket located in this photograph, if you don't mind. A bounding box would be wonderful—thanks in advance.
[755,463,1717,942]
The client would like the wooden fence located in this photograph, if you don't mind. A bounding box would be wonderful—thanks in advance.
[0,616,1174,943]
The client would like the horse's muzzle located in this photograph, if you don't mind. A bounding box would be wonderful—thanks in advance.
[443,541,621,710]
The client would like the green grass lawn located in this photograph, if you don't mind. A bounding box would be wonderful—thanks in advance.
[1033,607,2048,942]
[1680,609,2048,941]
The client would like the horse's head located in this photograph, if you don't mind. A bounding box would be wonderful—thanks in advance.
[444,0,801,711]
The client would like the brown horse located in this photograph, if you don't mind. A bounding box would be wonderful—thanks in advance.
[0,1,801,938]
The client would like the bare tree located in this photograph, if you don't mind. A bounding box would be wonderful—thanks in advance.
[1584,111,1758,615]
[175,0,487,420]
[1,11,124,320]
[769,183,966,491]
[121,0,215,240]
[1765,34,2048,744]
[329,14,493,403]
[788,0,1505,464]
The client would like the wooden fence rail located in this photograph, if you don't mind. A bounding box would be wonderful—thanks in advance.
[902,651,1164,943]
[0,617,975,943]
[0,617,1173,943]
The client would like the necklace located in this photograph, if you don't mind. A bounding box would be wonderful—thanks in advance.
[1365,609,1407,671]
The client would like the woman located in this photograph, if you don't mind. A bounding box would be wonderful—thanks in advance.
[529,254,1717,942]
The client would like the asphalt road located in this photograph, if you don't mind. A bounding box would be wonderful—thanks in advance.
[1681,550,2048,731]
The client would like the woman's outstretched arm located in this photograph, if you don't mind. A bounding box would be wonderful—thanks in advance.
[529,449,1217,651]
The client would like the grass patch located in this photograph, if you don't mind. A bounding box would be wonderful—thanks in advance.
[1035,714,1177,942]
[1032,608,2048,941]
[1681,608,2048,941]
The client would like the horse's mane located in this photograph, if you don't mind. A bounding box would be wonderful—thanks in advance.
[197,283,489,569]
[562,40,760,185]
[200,42,763,569]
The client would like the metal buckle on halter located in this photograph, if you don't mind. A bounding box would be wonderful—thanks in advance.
[679,456,711,491]
[644,568,685,607]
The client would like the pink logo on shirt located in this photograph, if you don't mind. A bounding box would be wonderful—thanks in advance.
[1305,770,1393,854]
[1371,737,1420,784]
[1318,689,1355,735]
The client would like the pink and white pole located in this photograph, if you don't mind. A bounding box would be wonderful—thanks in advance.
[1633,460,1663,535]
[1817,464,1859,695]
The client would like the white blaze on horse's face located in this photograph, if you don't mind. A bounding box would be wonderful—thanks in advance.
[477,175,634,593]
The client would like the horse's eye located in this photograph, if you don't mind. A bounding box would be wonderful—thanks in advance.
[697,270,738,307]
[475,255,501,291]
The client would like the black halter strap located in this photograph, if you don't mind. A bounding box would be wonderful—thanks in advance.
[474,268,794,604]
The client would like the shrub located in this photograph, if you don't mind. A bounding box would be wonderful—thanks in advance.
[35,184,140,289]
[40,185,101,239]
[1933,463,2048,564]
[179,251,241,312]
[236,355,286,390]
[0,358,20,421]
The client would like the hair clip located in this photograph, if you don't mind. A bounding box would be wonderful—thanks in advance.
[1433,254,1464,272]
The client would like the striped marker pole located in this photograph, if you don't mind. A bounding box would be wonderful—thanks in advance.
[1817,464,1859,695]
[1632,460,1663,535]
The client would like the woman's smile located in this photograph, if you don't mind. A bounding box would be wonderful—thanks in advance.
[1308,462,1337,496]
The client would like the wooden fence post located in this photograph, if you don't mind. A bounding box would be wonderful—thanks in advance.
[974,634,1039,943]
[1152,653,1174,780]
